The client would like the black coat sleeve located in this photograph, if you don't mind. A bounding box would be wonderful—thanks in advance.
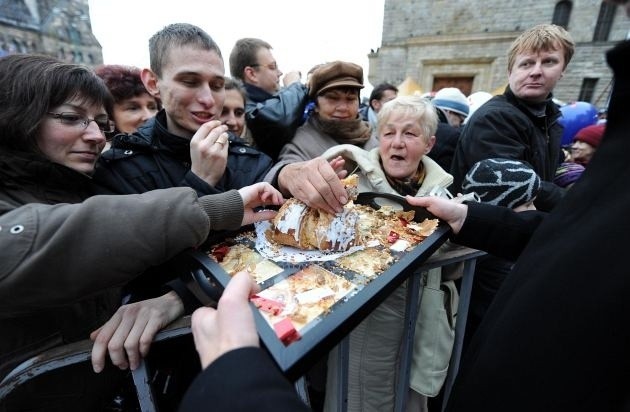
[452,202,547,261]
[179,347,311,412]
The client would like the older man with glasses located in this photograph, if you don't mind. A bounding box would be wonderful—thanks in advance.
[229,37,309,160]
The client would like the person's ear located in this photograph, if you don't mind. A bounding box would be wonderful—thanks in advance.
[425,135,436,154]
[141,68,160,99]
[244,66,257,84]
[371,99,380,111]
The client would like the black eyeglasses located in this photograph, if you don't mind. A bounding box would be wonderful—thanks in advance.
[250,62,279,71]
[47,112,115,133]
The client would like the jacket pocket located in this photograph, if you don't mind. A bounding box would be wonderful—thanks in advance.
[409,271,459,397]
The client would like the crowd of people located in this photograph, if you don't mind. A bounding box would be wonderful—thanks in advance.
[1,1,628,410]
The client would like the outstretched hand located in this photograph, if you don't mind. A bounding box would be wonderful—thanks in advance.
[238,182,285,225]
[191,271,260,369]
[405,195,469,235]
[277,156,348,214]
[90,291,184,373]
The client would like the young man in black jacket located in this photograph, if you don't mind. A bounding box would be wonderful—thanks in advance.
[95,24,273,197]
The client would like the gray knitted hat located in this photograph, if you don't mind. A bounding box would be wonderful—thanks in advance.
[462,158,541,208]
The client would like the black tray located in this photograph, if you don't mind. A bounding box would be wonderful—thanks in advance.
[180,193,450,381]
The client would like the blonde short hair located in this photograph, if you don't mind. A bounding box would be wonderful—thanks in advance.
[507,24,575,71]
[377,95,438,142]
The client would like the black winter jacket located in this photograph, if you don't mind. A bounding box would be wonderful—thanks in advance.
[450,87,564,211]
[94,110,273,196]
[428,109,462,173]
[92,110,272,309]
[446,40,630,412]
[244,82,309,161]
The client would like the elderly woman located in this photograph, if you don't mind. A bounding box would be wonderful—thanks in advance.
[94,64,161,137]
[321,96,454,412]
[0,54,282,410]
[271,60,377,166]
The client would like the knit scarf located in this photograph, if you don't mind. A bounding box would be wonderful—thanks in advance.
[383,160,427,196]
[309,114,372,146]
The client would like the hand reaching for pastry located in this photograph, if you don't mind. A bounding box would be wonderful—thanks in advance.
[238,182,285,226]
[405,195,468,235]
[277,156,349,215]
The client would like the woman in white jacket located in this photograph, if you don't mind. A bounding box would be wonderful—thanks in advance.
[321,95,454,412]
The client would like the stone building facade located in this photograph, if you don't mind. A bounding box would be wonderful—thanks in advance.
[369,0,630,108]
[0,0,102,65]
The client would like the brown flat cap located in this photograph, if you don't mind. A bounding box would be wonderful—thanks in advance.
[308,61,364,99]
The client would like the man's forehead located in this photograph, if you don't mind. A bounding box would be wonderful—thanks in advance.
[516,48,564,60]
[162,45,224,69]
[255,47,275,62]
[162,47,224,75]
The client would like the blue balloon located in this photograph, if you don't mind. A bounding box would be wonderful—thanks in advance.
[558,102,598,146]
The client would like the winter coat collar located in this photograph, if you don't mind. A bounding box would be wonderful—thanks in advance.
[103,110,191,162]
[321,144,453,196]
[0,149,92,203]
[503,86,562,124]
[244,82,274,103]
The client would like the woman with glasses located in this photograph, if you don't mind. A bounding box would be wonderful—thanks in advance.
[0,54,283,411]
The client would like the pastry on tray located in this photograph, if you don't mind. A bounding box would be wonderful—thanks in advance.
[266,175,360,252]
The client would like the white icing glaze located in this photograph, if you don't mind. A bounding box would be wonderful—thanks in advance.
[276,201,307,241]
[323,208,359,250]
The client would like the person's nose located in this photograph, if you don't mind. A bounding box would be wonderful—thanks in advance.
[84,121,106,144]
[391,132,404,146]
[335,100,350,112]
[140,107,155,122]
[197,84,216,107]
[529,61,543,76]
[224,113,237,127]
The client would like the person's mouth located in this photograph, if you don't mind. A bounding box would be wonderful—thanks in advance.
[191,111,216,123]
[73,150,99,161]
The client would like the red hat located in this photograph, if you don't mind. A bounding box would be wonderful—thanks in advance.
[573,123,605,148]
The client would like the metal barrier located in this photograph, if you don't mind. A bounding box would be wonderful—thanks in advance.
[0,316,192,412]
[333,245,484,412]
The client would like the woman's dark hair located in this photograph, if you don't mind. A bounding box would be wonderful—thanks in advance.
[0,54,113,151]
[224,77,247,105]
[94,64,157,104]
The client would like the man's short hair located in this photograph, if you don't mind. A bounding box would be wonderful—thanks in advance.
[149,23,222,78]
[507,24,575,72]
[229,38,272,81]
[369,82,398,109]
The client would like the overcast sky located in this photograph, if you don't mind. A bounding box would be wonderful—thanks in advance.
[88,0,385,96]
